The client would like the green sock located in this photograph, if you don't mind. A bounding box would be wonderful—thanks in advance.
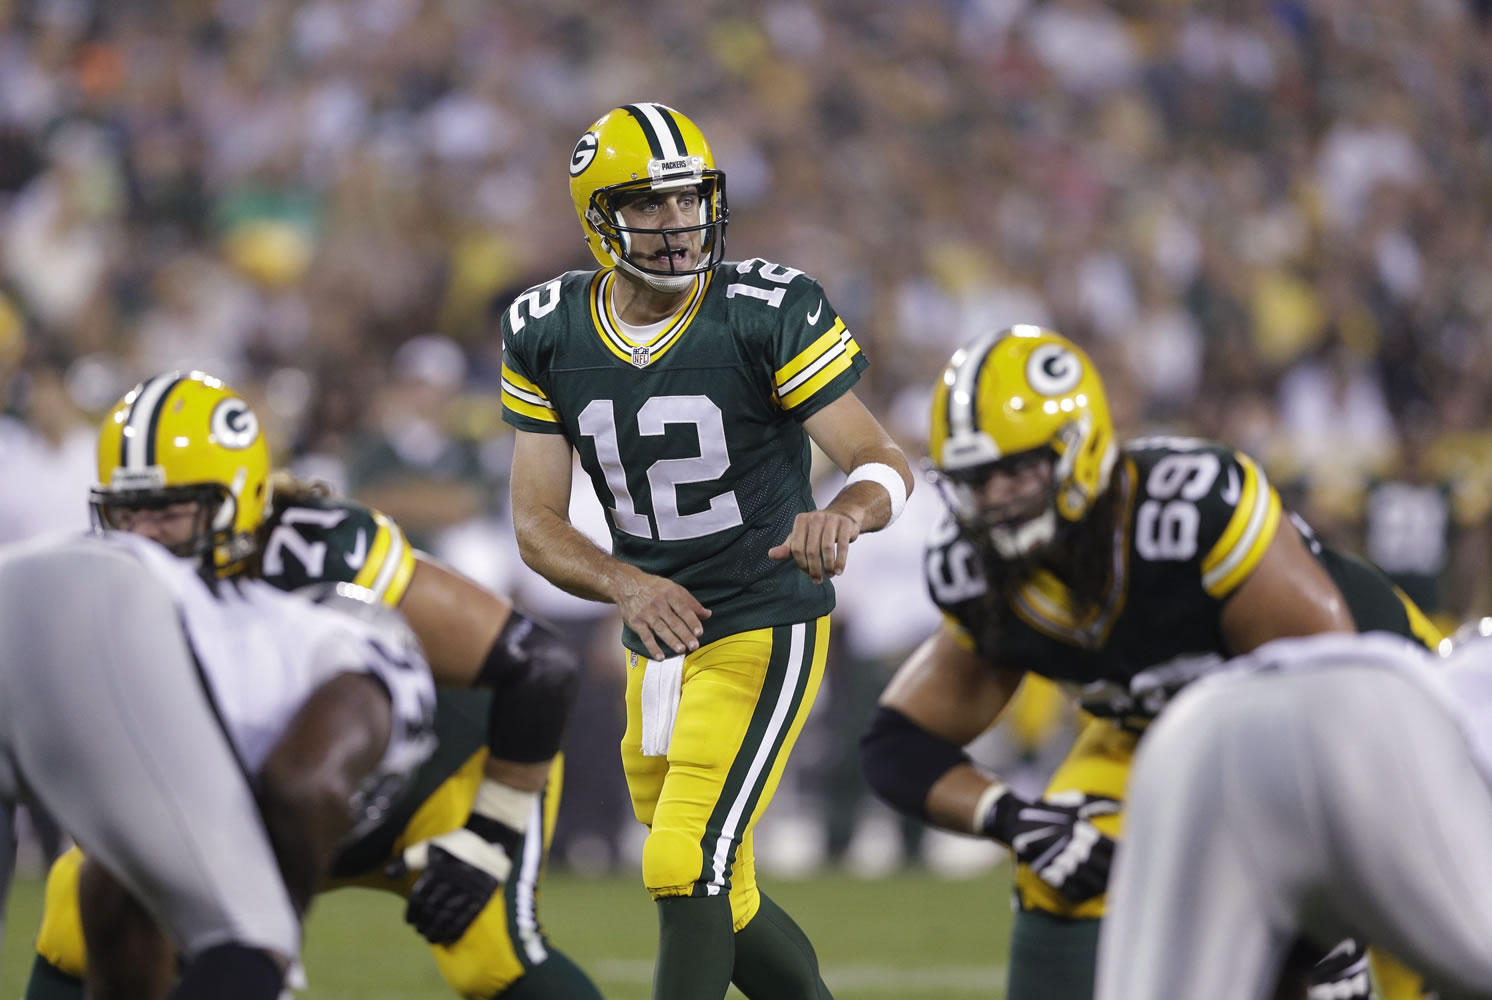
[1005,909,1102,1000]
[653,895,735,1000]
[732,893,834,1000]
[23,956,84,1000]
[498,947,605,1000]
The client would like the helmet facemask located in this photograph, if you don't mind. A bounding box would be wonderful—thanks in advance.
[586,170,728,292]
[90,477,257,573]
[932,447,1064,567]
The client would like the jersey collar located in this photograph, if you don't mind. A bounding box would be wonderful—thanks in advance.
[589,269,712,368]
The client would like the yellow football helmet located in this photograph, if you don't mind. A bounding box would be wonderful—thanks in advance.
[929,326,1117,559]
[91,371,273,572]
[568,102,728,292]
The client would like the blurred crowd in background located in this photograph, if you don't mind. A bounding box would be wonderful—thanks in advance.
[0,0,1490,875]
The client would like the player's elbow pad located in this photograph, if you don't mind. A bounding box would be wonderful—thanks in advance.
[860,705,971,821]
[476,611,580,763]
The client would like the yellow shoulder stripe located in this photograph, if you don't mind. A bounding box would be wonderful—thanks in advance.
[776,319,848,384]
[776,321,862,410]
[502,390,562,424]
[501,363,548,399]
[501,364,560,424]
[353,511,417,606]
[1202,454,1282,598]
[501,363,560,424]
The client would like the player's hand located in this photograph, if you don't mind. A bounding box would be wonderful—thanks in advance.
[768,510,862,583]
[386,806,521,945]
[980,788,1119,903]
[613,567,710,659]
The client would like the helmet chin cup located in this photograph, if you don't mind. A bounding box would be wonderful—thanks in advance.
[614,253,696,293]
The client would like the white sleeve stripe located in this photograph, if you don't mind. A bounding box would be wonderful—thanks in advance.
[776,329,853,394]
[1201,466,1273,592]
[501,378,554,409]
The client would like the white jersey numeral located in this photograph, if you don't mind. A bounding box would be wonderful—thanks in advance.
[578,395,744,542]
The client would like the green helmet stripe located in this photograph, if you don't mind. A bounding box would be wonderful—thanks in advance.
[656,105,689,156]
[622,104,666,159]
[142,375,186,466]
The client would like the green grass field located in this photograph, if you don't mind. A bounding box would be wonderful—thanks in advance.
[0,869,1014,999]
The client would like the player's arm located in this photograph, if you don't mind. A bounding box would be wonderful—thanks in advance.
[259,671,395,916]
[1195,452,1356,653]
[769,392,914,583]
[1219,515,1355,653]
[863,626,1021,831]
[805,391,915,533]
[863,626,1118,903]
[390,555,585,945]
[397,555,576,791]
[510,428,709,659]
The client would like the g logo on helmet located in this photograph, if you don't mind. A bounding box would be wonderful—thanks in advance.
[211,398,260,450]
[570,131,599,177]
[1026,343,1083,397]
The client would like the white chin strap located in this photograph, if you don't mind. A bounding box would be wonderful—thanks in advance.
[989,509,1057,559]
[614,254,695,292]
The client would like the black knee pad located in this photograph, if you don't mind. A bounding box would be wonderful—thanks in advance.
[171,944,283,1000]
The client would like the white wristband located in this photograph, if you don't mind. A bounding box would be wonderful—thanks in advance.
[972,781,1009,833]
[845,462,908,525]
[473,779,537,832]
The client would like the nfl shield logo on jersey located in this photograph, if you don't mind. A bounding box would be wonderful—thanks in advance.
[631,345,651,368]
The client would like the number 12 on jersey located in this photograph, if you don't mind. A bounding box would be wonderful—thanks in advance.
[578,395,744,542]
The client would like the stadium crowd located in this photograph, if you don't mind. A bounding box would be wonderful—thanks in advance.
[0,0,1489,869]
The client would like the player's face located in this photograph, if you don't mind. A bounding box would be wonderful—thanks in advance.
[107,501,203,549]
[966,453,1052,530]
[615,186,704,274]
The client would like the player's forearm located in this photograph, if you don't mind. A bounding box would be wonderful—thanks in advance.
[924,763,1002,835]
[826,447,914,534]
[861,704,995,835]
[482,756,551,794]
[512,504,634,605]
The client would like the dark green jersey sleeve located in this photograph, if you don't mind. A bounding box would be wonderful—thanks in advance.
[500,275,570,434]
[727,257,868,421]
[259,496,417,607]
[1126,437,1284,602]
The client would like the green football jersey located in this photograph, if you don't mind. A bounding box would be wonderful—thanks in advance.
[255,494,491,878]
[259,494,417,603]
[926,437,1429,726]
[500,259,869,655]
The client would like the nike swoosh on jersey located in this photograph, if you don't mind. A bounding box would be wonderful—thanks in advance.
[806,299,823,325]
[345,530,368,570]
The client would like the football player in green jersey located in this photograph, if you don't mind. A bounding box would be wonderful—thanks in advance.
[859,327,1442,1000]
[25,371,602,1000]
[502,102,914,1000]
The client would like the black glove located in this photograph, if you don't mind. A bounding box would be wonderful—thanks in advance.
[386,780,528,945]
[980,787,1119,903]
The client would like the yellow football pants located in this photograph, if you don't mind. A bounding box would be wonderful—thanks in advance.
[35,750,563,1000]
[622,617,828,932]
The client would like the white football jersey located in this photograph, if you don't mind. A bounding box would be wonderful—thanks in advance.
[102,532,436,780]
[1225,629,1492,785]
